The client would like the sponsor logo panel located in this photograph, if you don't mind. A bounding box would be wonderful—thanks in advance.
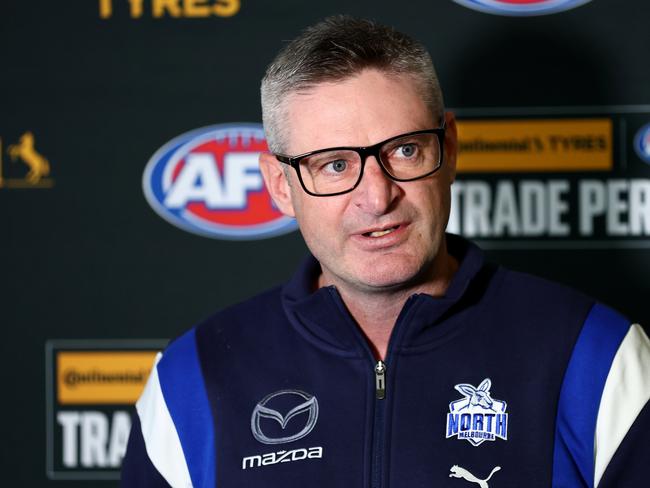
[449,110,650,246]
[456,118,612,172]
[142,123,298,241]
[452,0,593,16]
[57,351,157,405]
[46,340,166,480]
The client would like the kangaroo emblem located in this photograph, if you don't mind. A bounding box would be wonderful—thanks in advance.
[449,465,501,488]
[7,131,50,184]
[455,378,494,410]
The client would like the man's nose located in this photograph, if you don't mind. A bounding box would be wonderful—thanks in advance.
[352,156,399,215]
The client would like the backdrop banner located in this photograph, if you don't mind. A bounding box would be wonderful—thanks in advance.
[1,1,649,485]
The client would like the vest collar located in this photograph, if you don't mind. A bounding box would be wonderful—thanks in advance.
[281,234,487,357]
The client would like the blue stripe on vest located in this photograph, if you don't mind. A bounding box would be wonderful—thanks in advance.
[552,303,629,488]
[158,328,216,488]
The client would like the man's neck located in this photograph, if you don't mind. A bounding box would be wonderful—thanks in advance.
[319,251,458,360]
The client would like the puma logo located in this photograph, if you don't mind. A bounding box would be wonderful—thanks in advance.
[7,131,50,184]
[449,465,501,488]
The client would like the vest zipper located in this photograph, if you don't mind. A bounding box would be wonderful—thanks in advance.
[375,360,386,400]
[369,296,416,488]
[371,361,386,488]
[329,288,416,488]
[371,360,387,487]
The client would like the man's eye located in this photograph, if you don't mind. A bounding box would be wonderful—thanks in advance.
[324,159,348,173]
[395,143,418,158]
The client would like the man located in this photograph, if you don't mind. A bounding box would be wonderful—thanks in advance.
[122,16,650,487]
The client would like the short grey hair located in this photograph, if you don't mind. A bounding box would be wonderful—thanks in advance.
[261,15,445,154]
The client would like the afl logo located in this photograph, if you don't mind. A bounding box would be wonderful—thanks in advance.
[452,0,593,16]
[634,123,650,165]
[142,123,298,240]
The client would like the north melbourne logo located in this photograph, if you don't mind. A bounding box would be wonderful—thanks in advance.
[446,378,508,446]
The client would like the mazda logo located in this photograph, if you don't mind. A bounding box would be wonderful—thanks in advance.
[251,389,319,445]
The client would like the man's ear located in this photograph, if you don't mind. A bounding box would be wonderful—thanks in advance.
[259,152,296,217]
[443,111,458,184]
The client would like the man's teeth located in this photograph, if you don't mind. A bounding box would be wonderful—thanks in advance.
[367,226,398,238]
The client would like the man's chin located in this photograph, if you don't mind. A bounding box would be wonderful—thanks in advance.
[346,265,424,293]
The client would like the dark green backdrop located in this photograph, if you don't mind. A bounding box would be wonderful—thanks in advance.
[2,0,649,485]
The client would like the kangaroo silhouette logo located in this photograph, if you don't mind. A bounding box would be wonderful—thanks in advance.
[449,465,501,488]
[446,378,508,446]
[7,131,50,184]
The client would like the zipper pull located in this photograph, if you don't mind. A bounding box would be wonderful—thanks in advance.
[375,360,386,400]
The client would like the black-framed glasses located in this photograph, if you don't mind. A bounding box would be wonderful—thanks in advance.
[274,123,446,197]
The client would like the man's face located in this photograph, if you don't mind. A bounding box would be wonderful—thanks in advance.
[261,69,457,294]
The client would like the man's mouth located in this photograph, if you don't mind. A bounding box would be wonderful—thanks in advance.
[363,225,399,238]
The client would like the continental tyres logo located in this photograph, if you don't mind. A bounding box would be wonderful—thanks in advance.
[456,119,612,173]
[46,340,166,480]
[62,369,147,389]
[57,352,154,404]
[98,0,240,19]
